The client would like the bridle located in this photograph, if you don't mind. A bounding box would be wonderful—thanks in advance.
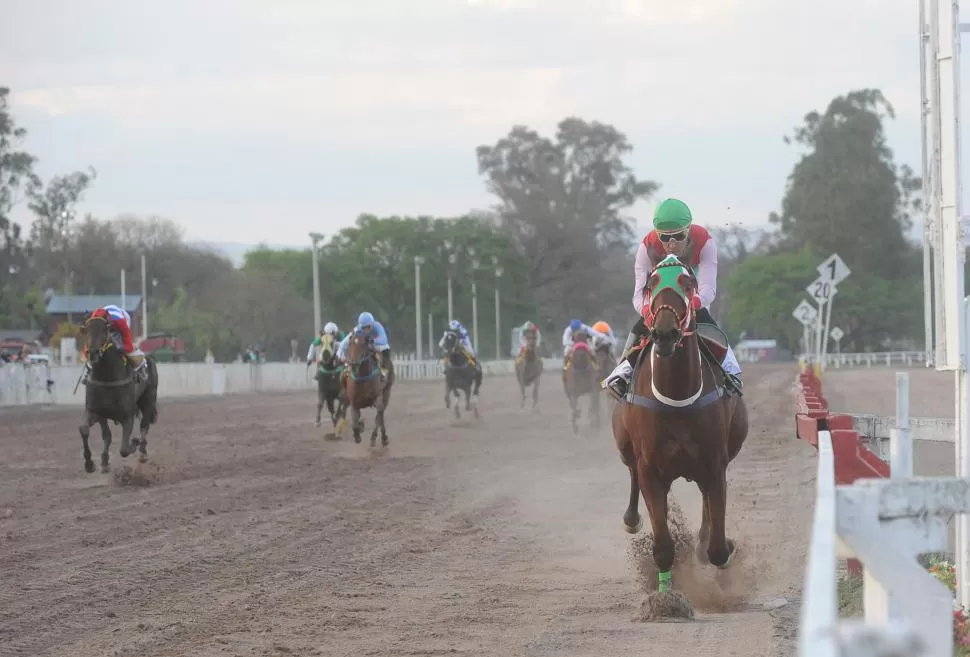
[641,263,699,349]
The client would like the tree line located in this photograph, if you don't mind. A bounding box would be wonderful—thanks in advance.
[0,83,932,360]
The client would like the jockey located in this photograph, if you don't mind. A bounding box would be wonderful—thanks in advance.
[337,311,393,372]
[516,320,542,357]
[439,319,478,366]
[81,304,147,385]
[591,320,618,358]
[600,197,743,400]
[561,319,608,366]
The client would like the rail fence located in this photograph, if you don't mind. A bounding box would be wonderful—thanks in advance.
[796,367,964,656]
[0,357,565,407]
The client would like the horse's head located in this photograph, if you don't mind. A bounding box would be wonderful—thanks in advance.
[80,315,114,367]
[642,255,699,358]
[572,330,590,345]
[441,329,461,353]
[346,330,377,378]
[318,333,337,365]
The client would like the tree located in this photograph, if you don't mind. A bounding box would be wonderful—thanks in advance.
[0,86,41,299]
[770,89,921,280]
[476,117,660,324]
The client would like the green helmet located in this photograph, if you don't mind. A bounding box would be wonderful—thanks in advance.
[653,198,693,233]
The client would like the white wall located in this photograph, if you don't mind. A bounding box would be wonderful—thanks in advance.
[0,358,566,407]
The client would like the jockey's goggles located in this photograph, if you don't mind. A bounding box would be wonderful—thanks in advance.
[658,230,688,243]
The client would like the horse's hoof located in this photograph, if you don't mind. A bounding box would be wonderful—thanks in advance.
[137,452,148,464]
[84,460,96,474]
[623,516,642,534]
[101,464,111,474]
[717,540,738,570]
[119,449,130,458]
[354,434,362,444]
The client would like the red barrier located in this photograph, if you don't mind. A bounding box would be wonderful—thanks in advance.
[794,366,890,573]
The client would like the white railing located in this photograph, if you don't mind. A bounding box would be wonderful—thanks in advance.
[800,372,960,657]
[820,351,928,368]
[0,357,566,407]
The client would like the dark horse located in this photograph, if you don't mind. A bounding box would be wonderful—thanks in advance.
[312,333,348,435]
[594,336,617,393]
[78,315,159,473]
[561,331,600,434]
[514,331,543,410]
[611,254,748,597]
[342,331,394,446]
[440,329,483,420]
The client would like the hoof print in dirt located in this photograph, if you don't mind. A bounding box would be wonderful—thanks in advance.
[323,432,341,441]
[112,463,158,487]
[636,590,695,621]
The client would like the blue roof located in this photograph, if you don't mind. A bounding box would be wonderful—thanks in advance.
[45,295,143,315]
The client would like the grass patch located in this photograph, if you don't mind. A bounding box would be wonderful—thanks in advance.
[837,571,863,618]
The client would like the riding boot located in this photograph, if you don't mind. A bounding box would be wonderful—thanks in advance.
[601,331,638,401]
[380,349,393,374]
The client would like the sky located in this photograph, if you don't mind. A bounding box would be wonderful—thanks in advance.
[0,0,951,248]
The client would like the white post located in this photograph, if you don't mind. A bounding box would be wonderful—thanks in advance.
[921,0,935,367]
[803,325,810,357]
[890,372,912,478]
[309,233,323,336]
[428,313,434,359]
[494,286,501,361]
[120,268,126,312]
[835,337,841,355]
[414,256,424,361]
[814,299,825,367]
[140,252,148,339]
[821,290,835,370]
[935,0,970,609]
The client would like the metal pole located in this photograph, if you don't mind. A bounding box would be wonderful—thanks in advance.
[890,372,913,478]
[821,290,835,370]
[141,252,148,339]
[310,233,322,336]
[814,299,824,373]
[931,0,946,368]
[414,257,423,360]
[428,313,433,359]
[472,280,479,353]
[921,0,935,366]
[495,287,501,360]
[121,269,126,312]
[447,277,454,323]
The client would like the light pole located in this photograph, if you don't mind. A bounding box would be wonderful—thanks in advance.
[443,240,457,323]
[469,248,479,352]
[493,256,503,360]
[309,232,324,335]
[140,251,148,340]
[414,256,424,360]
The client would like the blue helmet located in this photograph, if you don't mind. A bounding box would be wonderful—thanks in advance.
[449,319,461,331]
[358,311,375,328]
[569,319,582,332]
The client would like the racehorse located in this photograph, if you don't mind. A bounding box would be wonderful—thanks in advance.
[515,331,543,410]
[561,331,600,433]
[594,337,617,392]
[611,254,748,597]
[440,329,482,420]
[342,330,394,446]
[313,333,348,435]
[77,314,159,473]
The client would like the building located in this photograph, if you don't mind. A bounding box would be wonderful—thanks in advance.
[735,339,778,363]
[45,294,144,338]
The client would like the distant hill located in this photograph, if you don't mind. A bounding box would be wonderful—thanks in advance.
[187,241,304,268]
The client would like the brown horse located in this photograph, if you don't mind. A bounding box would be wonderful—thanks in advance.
[515,331,543,410]
[611,254,748,595]
[594,338,617,390]
[561,331,600,433]
[342,331,394,447]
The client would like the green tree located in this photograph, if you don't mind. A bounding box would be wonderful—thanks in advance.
[476,117,660,324]
[771,89,921,279]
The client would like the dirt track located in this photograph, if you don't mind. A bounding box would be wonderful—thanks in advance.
[0,363,815,657]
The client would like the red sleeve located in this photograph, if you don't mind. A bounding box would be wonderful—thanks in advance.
[111,318,134,352]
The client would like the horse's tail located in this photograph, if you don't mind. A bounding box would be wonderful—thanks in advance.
[140,357,160,425]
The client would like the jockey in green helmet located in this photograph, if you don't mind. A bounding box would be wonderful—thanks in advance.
[600,198,743,400]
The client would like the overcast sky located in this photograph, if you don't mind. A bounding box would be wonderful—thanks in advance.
[0,0,952,247]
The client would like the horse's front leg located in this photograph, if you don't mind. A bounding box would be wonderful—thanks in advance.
[618,438,642,533]
[696,484,711,563]
[118,415,136,458]
[444,378,451,408]
[137,413,151,463]
[315,388,324,427]
[373,396,388,447]
[640,465,675,591]
[705,469,736,568]
[78,411,98,473]
[351,406,363,444]
[99,419,113,473]
[533,376,540,409]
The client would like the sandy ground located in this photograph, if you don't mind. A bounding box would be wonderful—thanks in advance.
[822,367,956,478]
[0,363,815,657]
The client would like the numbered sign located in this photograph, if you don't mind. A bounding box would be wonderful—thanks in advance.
[830,326,844,342]
[817,253,851,286]
[807,276,837,305]
[792,300,818,327]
